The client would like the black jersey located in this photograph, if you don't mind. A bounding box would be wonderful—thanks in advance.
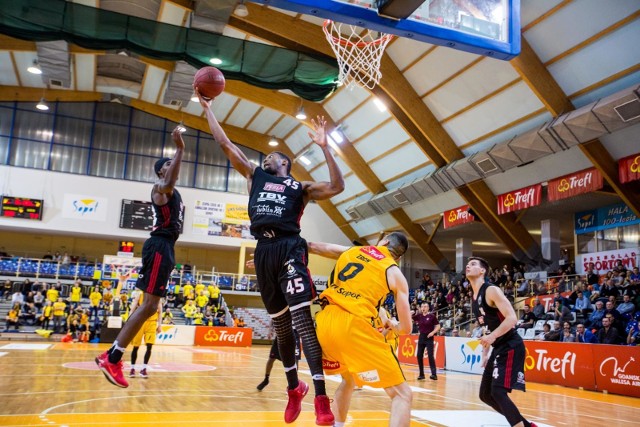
[248,167,305,240]
[150,189,183,242]
[472,281,516,347]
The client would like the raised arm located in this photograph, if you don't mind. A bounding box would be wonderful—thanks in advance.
[307,241,350,260]
[387,266,412,335]
[302,116,344,202]
[157,127,185,195]
[197,90,255,182]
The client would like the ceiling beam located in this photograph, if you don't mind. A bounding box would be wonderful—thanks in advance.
[0,85,360,241]
[229,3,541,264]
[510,37,640,217]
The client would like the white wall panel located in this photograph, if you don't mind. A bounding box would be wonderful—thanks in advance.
[369,143,428,182]
[0,52,19,86]
[403,47,478,95]
[139,66,166,103]
[248,108,283,134]
[342,101,391,141]
[386,37,435,71]
[226,100,262,128]
[324,85,370,120]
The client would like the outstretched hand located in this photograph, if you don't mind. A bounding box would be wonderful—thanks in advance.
[245,254,255,269]
[172,127,185,150]
[308,115,328,148]
[194,87,212,110]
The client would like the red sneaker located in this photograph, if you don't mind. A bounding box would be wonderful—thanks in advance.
[95,352,129,388]
[314,395,335,426]
[139,368,148,378]
[284,380,308,423]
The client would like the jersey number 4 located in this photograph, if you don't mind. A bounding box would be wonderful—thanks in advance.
[287,277,304,294]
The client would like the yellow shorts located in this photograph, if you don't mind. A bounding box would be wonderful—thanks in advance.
[131,319,158,347]
[316,305,405,389]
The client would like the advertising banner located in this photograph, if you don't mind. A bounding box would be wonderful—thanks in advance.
[592,345,640,398]
[444,337,490,374]
[397,335,445,369]
[618,153,640,184]
[192,200,251,238]
[62,193,108,221]
[443,205,475,229]
[523,341,596,390]
[547,168,603,201]
[575,248,639,275]
[575,202,640,235]
[524,292,571,313]
[155,325,196,346]
[496,184,542,215]
[194,326,253,347]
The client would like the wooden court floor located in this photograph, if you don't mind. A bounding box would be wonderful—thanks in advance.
[0,342,638,427]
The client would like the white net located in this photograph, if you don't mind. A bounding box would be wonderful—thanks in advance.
[323,19,393,89]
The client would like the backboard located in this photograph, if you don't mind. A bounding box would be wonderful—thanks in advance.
[250,0,520,60]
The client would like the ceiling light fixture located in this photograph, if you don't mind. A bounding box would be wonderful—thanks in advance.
[190,94,199,102]
[373,97,387,112]
[209,57,223,65]
[330,129,344,143]
[299,155,311,166]
[177,121,187,133]
[35,98,49,111]
[268,136,279,147]
[27,60,42,75]
[234,0,249,17]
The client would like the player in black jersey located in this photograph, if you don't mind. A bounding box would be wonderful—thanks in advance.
[95,126,185,389]
[198,90,343,426]
[468,257,538,427]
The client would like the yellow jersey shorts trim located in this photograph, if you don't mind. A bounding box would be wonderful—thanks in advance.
[316,305,405,389]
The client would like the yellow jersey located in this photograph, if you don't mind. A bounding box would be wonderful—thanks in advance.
[195,295,208,308]
[182,284,194,299]
[320,245,397,325]
[53,301,66,316]
[89,291,102,307]
[194,283,205,295]
[47,288,59,303]
[209,285,220,299]
[70,286,82,302]
[194,312,204,325]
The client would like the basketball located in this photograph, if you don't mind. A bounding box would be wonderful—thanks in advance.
[193,66,225,100]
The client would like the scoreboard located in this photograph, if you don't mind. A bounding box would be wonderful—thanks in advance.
[1,196,43,220]
[119,199,154,231]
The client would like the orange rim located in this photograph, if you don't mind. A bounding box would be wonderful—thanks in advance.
[323,19,393,48]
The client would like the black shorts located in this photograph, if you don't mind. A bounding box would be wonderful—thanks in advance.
[136,236,175,297]
[269,331,302,361]
[484,333,526,392]
[254,235,316,314]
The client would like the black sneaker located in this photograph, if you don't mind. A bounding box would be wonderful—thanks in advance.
[417,375,425,380]
[257,377,269,391]
[430,374,438,380]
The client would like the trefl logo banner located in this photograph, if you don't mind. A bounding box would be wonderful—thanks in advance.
[618,153,640,184]
[443,205,475,229]
[548,168,603,201]
[496,184,542,215]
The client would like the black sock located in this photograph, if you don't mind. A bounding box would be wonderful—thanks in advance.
[285,368,299,390]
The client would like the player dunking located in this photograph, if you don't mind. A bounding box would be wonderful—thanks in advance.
[197,90,342,425]
[468,257,537,427]
[95,127,184,388]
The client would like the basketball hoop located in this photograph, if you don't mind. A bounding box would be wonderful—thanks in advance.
[323,19,393,90]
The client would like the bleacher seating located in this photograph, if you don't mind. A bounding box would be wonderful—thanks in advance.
[233,307,271,339]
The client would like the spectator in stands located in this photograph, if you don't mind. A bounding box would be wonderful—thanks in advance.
[617,295,635,316]
[165,292,176,308]
[597,316,620,344]
[43,251,53,260]
[586,301,605,329]
[3,303,20,331]
[604,301,624,331]
[517,305,536,329]
[61,252,71,266]
[600,279,619,301]
[10,290,24,307]
[238,317,246,327]
[33,291,44,310]
[573,290,592,315]
[627,321,639,346]
[89,287,102,320]
[575,323,597,343]
[531,299,545,320]
[629,267,640,284]
[70,281,82,309]
[193,307,204,325]
[208,282,221,310]
[20,302,37,325]
[585,263,599,286]
[182,282,194,302]
[20,278,32,296]
[560,322,575,342]
[535,323,550,341]
[470,320,484,338]
[40,300,53,330]
[182,300,196,326]
[162,307,174,325]
[553,300,572,323]
[516,279,529,297]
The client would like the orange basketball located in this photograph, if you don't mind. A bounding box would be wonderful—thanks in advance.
[194,66,225,100]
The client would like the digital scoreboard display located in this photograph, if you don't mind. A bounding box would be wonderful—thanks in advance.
[1,196,44,220]
[119,199,154,231]
[119,199,184,233]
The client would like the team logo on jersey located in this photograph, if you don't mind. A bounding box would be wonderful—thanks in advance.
[264,183,285,192]
[257,192,287,205]
[359,246,385,260]
[287,263,296,277]
[323,359,341,370]
[517,372,525,384]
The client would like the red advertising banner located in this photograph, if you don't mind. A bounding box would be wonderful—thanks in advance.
[194,326,252,347]
[397,334,445,369]
[496,184,542,215]
[523,341,596,390]
[524,291,571,313]
[443,205,475,229]
[548,168,603,201]
[591,345,640,398]
[618,153,640,184]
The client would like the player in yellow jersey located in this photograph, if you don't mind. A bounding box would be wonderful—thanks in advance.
[310,232,413,427]
[129,292,162,378]
[379,307,400,353]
